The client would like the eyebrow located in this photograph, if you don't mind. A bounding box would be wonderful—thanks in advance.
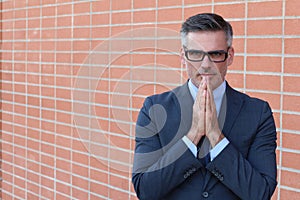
[185,45,230,51]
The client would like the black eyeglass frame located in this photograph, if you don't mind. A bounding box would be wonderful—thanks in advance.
[183,46,231,63]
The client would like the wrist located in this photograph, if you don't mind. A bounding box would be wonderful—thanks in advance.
[186,130,203,146]
[210,132,224,148]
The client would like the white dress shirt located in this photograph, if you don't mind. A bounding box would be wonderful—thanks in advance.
[182,80,229,161]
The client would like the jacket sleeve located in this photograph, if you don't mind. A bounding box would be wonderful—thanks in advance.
[206,101,277,200]
[132,97,202,200]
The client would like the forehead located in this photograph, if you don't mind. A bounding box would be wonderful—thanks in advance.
[186,31,227,51]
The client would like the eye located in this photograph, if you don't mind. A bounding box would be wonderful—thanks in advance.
[208,51,225,58]
[210,51,223,56]
[189,50,202,56]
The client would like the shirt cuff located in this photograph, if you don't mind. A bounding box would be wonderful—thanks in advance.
[210,137,229,161]
[182,136,197,157]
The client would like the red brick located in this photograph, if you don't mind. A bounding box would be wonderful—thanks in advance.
[226,73,244,89]
[15,9,26,18]
[91,0,110,12]
[158,8,182,22]
[134,0,156,9]
[286,0,300,16]
[72,163,89,177]
[56,135,72,148]
[112,12,131,25]
[284,76,300,93]
[247,38,282,54]
[133,10,156,23]
[281,170,300,189]
[14,186,26,200]
[41,142,55,155]
[111,25,131,35]
[15,20,26,29]
[92,13,109,25]
[57,4,72,15]
[156,68,182,84]
[246,56,281,72]
[247,20,282,36]
[57,16,72,27]
[284,57,300,74]
[74,28,91,38]
[132,53,155,66]
[285,38,300,54]
[246,74,280,91]
[72,176,89,190]
[184,0,210,5]
[158,0,181,7]
[282,113,300,132]
[72,188,88,200]
[215,3,246,19]
[14,174,26,189]
[72,151,89,165]
[27,182,40,198]
[282,132,300,151]
[248,1,283,17]
[74,1,90,13]
[90,182,109,197]
[110,135,131,150]
[2,1,14,12]
[280,188,300,200]
[285,19,300,35]
[109,188,130,200]
[111,0,131,10]
[90,168,108,183]
[56,179,71,195]
[92,27,110,38]
[284,95,300,113]
[74,14,90,26]
[282,151,300,171]
[42,5,55,17]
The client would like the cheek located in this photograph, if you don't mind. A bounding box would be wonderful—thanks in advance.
[186,64,198,76]
[216,64,227,75]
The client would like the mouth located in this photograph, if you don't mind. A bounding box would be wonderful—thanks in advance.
[197,73,216,77]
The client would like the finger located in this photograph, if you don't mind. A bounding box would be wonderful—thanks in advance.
[203,87,207,135]
[194,79,207,111]
[206,80,213,114]
[196,78,207,100]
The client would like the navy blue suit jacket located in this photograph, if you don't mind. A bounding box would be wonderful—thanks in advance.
[132,81,277,200]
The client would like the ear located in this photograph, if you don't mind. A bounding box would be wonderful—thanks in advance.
[227,46,234,66]
[180,47,186,65]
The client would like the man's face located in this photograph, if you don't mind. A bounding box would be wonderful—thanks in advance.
[181,31,234,90]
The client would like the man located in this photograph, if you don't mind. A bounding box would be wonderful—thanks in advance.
[132,13,277,200]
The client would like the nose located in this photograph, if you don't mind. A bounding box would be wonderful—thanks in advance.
[200,55,211,70]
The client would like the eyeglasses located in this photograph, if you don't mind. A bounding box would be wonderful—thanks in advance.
[184,46,230,63]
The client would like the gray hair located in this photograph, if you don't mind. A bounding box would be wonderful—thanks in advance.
[180,13,233,47]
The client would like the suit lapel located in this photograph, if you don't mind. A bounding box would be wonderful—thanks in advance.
[222,83,244,137]
[172,82,194,139]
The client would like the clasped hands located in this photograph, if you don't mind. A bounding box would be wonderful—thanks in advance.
[187,78,224,148]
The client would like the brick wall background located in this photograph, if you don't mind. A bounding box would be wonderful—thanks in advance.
[0,0,299,199]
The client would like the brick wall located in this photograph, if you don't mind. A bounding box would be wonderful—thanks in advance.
[0,0,299,199]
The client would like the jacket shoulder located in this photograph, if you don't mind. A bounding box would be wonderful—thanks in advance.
[228,85,268,105]
[145,84,184,106]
